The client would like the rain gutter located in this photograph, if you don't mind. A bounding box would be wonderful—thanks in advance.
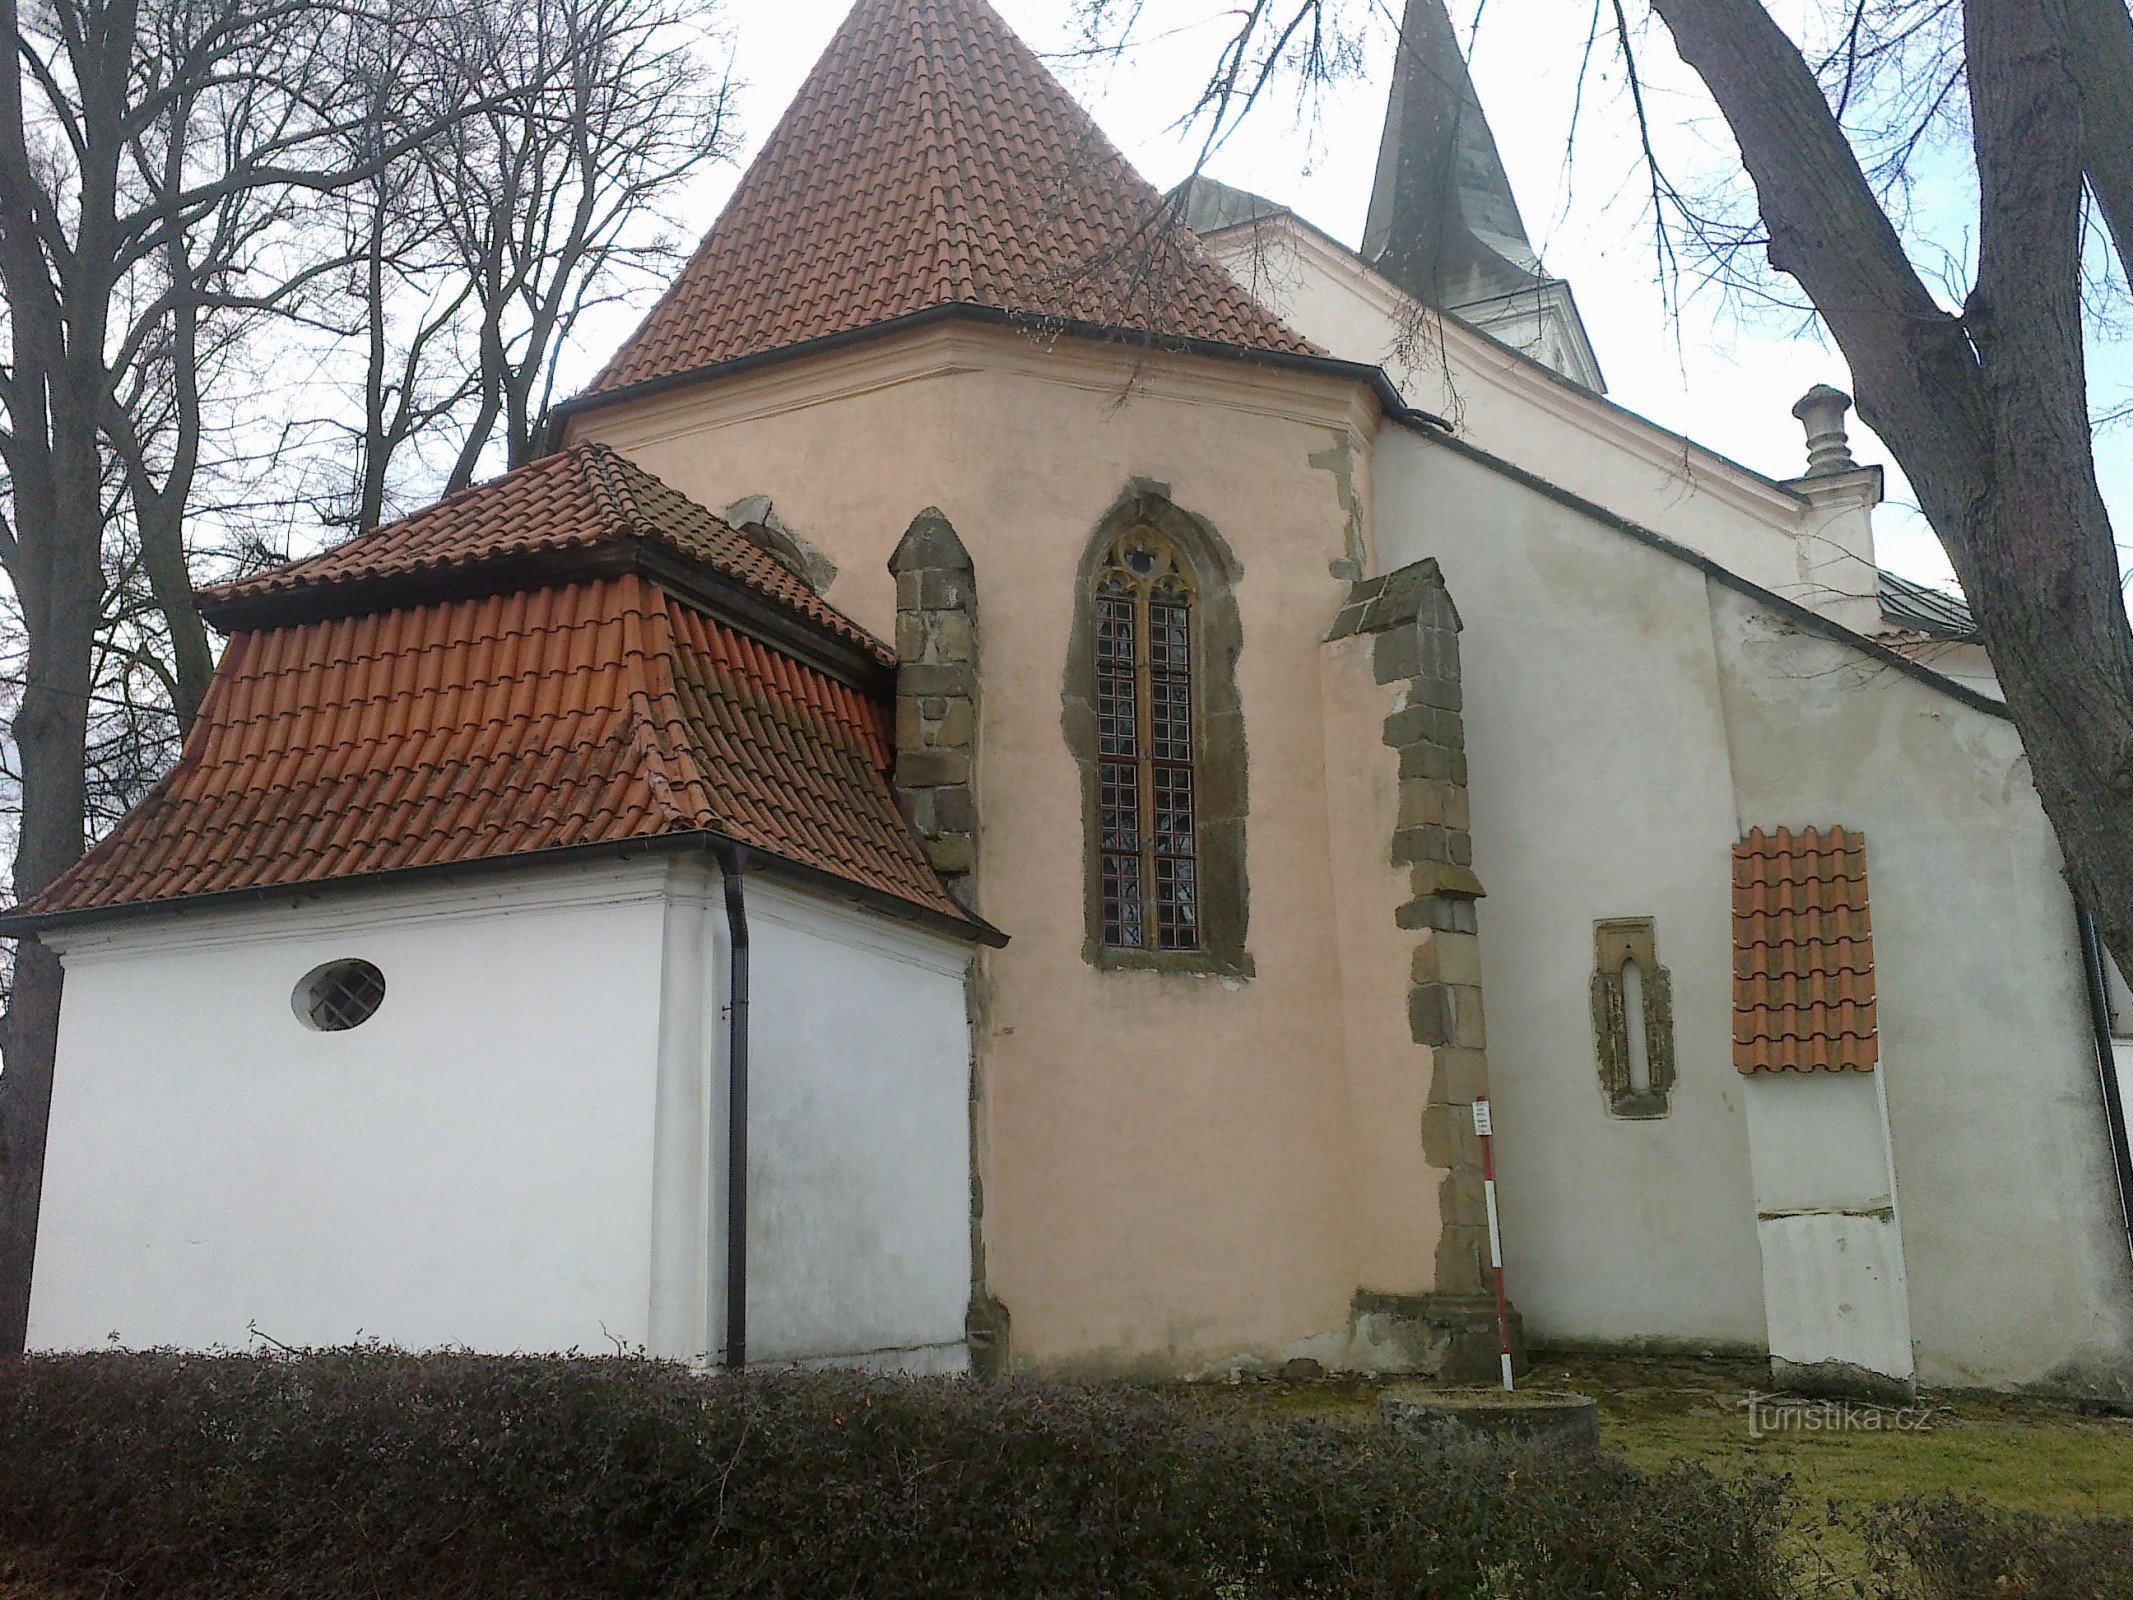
[719,843,752,1370]
[2076,908,2133,1266]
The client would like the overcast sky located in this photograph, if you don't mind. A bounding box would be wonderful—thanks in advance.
[607,0,2133,595]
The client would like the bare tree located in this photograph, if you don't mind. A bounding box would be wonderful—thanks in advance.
[0,0,490,1354]
[0,0,736,1352]
[1079,0,2133,984]
[325,0,733,532]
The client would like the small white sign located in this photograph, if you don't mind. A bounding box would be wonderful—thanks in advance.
[1472,1099,1493,1137]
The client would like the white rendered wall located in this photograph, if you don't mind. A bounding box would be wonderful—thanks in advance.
[31,861,673,1353]
[1743,1070,1915,1388]
[30,857,976,1372]
[731,875,974,1372]
[1375,427,2133,1389]
[1375,432,1770,1353]
[1205,219,1863,619]
[1706,580,2133,1389]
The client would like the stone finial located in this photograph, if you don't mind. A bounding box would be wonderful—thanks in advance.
[890,507,974,575]
[1791,384,1857,477]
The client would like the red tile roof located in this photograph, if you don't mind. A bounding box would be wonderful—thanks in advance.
[1733,826,1878,1074]
[584,0,1313,397]
[25,574,967,925]
[201,443,888,667]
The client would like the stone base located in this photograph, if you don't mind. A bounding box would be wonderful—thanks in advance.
[965,1292,1011,1380]
[1334,1291,1528,1380]
[1419,1292,1530,1384]
[1771,1355,1915,1405]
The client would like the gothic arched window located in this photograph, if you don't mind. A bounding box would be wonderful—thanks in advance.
[1067,489,1250,978]
[1095,525,1200,951]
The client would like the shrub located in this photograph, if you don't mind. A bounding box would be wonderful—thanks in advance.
[1858,1493,2133,1600]
[0,1350,1795,1599]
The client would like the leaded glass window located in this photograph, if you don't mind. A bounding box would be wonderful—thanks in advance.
[1095,526,1199,951]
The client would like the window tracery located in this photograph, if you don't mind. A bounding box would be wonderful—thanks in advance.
[1095,526,1200,952]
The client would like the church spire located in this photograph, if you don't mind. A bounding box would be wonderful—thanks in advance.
[1361,0,1603,389]
[1362,0,1540,308]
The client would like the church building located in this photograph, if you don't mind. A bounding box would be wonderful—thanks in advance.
[12,0,2133,1396]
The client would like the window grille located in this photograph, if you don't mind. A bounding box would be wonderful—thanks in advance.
[1095,527,1200,952]
[295,959,388,1032]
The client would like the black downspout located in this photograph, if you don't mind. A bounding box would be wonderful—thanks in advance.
[721,847,751,1370]
[2076,907,2133,1265]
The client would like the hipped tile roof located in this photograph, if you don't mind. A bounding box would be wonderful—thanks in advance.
[584,0,1313,397]
[201,443,887,667]
[27,573,964,925]
[1732,826,1878,1074]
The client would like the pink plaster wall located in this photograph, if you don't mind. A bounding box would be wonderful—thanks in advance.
[1319,636,1446,1294]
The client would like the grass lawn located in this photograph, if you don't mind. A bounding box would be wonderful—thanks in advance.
[1555,1354,2133,1521]
[1195,1351,2133,1582]
[1199,1353,2133,1520]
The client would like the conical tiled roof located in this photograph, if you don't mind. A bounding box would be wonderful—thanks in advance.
[585,0,1312,396]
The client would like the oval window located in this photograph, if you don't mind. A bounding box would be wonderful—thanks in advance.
[294,959,387,1032]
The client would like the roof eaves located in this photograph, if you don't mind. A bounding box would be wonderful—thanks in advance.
[547,301,1451,448]
[1879,569,1979,641]
[0,828,1008,948]
[1402,417,2011,723]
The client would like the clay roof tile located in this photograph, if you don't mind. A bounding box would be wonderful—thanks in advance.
[200,443,889,670]
[1731,826,1878,1074]
[27,575,967,927]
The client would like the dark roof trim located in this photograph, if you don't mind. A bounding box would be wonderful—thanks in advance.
[0,827,1007,948]
[1400,417,2011,723]
[1880,569,1978,641]
[545,301,1452,447]
[198,538,895,697]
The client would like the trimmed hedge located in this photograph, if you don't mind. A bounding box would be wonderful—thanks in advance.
[0,1350,1795,1599]
[10,1352,2119,1598]
[1860,1494,2133,1600]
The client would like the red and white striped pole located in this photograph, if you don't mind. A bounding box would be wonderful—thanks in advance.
[1472,1097,1514,1391]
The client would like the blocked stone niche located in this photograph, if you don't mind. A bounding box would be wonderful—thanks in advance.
[1324,557,1525,1381]
[1591,918,1676,1118]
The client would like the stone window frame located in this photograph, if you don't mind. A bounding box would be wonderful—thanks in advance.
[1591,918,1676,1118]
[1063,485,1250,978]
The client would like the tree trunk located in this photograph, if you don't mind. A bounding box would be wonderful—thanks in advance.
[0,434,104,1357]
[131,487,216,732]
[0,0,112,1351]
[1959,0,2133,973]
[2068,0,2133,269]
[1650,0,2133,986]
